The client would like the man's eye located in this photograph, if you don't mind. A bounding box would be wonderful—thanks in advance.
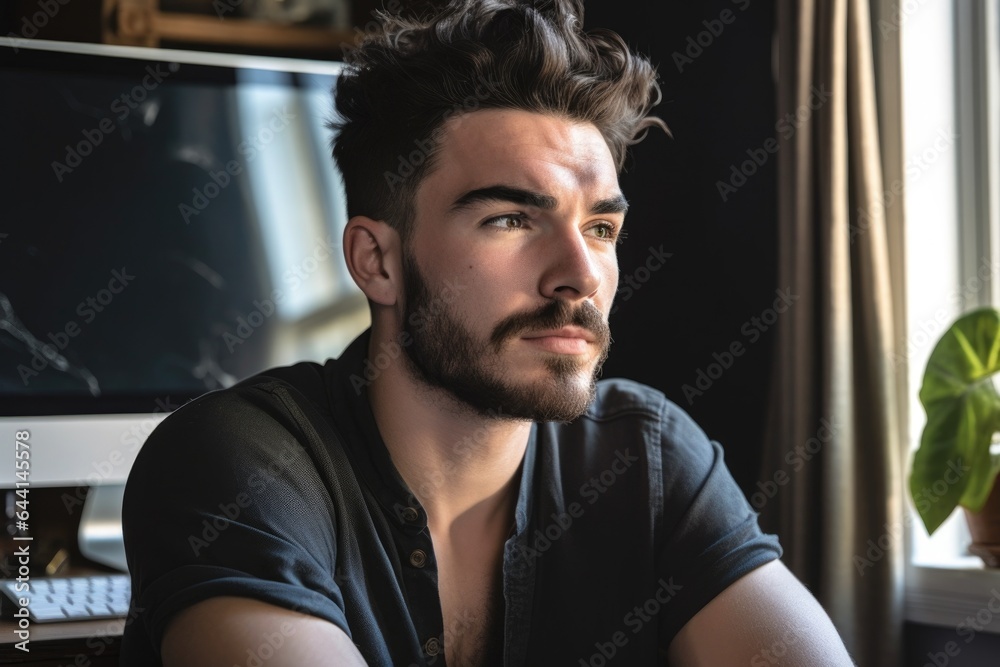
[483,214,526,230]
[592,222,623,243]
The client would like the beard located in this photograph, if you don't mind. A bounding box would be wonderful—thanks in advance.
[399,250,612,422]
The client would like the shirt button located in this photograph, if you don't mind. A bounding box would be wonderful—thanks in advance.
[424,637,441,656]
[409,549,427,568]
[402,507,419,522]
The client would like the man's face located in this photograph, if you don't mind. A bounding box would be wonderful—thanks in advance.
[399,108,623,422]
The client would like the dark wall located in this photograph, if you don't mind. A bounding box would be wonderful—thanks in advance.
[905,621,1000,667]
[1,0,104,43]
[586,0,779,496]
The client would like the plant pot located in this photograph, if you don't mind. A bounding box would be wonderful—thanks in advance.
[964,480,1000,567]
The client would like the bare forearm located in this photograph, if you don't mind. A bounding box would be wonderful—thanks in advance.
[161,596,370,667]
[667,561,855,666]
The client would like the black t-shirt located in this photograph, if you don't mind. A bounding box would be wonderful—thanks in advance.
[121,329,781,666]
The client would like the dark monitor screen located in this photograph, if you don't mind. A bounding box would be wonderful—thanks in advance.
[0,39,367,419]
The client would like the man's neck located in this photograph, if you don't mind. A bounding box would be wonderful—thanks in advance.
[366,337,531,535]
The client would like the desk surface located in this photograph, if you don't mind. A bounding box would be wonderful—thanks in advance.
[0,617,122,665]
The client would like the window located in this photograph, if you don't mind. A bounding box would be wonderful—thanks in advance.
[902,0,1000,626]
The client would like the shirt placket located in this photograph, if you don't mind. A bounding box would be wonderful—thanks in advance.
[395,501,448,666]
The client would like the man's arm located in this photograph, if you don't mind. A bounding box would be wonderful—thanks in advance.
[666,560,855,666]
[160,597,369,667]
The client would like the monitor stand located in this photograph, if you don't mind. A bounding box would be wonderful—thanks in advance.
[78,484,128,573]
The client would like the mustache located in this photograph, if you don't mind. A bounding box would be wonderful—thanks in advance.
[489,300,611,351]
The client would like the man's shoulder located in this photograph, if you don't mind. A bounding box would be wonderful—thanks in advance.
[169,360,332,420]
[232,359,331,398]
[573,378,717,462]
[584,377,686,424]
[138,360,338,464]
[127,360,343,509]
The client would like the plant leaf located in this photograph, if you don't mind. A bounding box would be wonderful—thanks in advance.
[912,307,1000,535]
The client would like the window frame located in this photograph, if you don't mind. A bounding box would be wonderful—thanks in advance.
[901,0,1000,631]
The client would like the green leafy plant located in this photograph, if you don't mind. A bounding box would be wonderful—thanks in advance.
[911,307,1000,535]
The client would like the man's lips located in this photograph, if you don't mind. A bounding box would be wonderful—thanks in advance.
[521,327,596,354]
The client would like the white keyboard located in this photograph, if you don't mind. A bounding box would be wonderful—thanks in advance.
[1,574,131,622]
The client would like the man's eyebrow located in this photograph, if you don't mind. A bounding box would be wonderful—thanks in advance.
[591,193,629,216]
[450,185,557,212]
[449,185,629,215]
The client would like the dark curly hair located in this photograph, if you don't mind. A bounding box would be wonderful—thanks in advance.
[329,0,667,241]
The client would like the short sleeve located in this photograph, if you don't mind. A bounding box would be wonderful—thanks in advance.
[121,385,351,660]
[655,401,782,647]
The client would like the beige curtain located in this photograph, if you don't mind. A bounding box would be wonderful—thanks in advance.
[762,1,906,666]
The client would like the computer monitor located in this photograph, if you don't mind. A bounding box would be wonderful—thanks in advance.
[0,37,367,570]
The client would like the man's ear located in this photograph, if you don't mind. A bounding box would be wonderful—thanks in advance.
[343,215,401,306]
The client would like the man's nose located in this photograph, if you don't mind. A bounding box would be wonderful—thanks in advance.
[537,226,603,300]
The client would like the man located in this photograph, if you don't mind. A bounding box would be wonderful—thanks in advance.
[122,0,856,665]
